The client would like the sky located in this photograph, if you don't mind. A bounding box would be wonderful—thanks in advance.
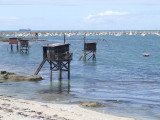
[0,0,160,30]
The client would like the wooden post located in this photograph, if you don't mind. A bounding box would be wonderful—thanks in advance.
[58,80,62,93]
[16,44,18,51]
[26,48,27,53]
[11,44,12,51]
[50,62,52,81]
[93,52,96,61]
[83,36,86,61]
[84,36,86,43]
[67,79,70,94]
[68,61,70,79]
[59,61,62,80]
[83,50,86,61]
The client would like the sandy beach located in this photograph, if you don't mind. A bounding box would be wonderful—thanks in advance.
[0,95,136,120]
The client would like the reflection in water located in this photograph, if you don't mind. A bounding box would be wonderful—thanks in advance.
[68,79,70,94]
[36,79,72,102]
[48,79,70,94]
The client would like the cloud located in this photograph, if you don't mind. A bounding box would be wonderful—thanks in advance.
[85,15,95,20]
[99,11,128,16]
[84,11,129,22]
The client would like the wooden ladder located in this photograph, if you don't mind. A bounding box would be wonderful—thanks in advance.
[34,58,47,75]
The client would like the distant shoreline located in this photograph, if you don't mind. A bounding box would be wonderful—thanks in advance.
[0,37,47,42]
[0,30,160,39]
[0,30,160,33]
[0,30,160,32]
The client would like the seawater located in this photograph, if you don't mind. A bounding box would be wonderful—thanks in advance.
[0,32,160,120]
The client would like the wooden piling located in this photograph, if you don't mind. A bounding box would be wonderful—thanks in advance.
[59,61,62,80]
[68,61,70,79]
[83,50,87,61]
[68,78,70,93]
[50,62,52,81]
[11,44,13,51]
[17,44,18,51]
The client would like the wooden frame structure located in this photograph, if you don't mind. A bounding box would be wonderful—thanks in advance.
[9,38,19,51]
[19,39,29,53]
[79,41,97,61]
[34,43,72,80]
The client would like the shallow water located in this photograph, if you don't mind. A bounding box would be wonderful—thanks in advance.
[0,33,160,120]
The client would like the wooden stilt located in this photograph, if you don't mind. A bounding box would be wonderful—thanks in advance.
[59,61,62,80]
[17,44,18,51]
[68,61,70,79]
[58,80,62,93]
[11,44,13,51]
[93,52,96,61]
[83,50,86,61]
[68,79,70,94]
[50,62,52,81]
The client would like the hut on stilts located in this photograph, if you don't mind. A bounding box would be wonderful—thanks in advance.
[79,36,97,61]
[9,38,19,51]
[34,34,72,80]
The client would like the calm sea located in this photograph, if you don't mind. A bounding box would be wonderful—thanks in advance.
[0,31,160,120]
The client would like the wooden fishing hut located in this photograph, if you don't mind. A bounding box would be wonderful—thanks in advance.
[34,43,73,80]
[9,38,18,51]
[79,37,97,61]
[19,39,29,53]
[33,32,38,40]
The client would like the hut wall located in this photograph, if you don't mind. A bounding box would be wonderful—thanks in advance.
[43,44,71,61]
[84,43,96,51]
[20,40,29,47]
[9,38,18,44]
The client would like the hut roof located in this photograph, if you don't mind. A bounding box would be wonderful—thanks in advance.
[43,43,70,47]
[19,39,29,41]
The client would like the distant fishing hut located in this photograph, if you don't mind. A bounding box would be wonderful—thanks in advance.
[34,43,73,80]
[33,32,38,40]
[19,39,29,53]
[79,37,96,61]
[9,38,18,51]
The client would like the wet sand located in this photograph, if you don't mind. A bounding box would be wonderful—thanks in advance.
[0,95,137,120]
